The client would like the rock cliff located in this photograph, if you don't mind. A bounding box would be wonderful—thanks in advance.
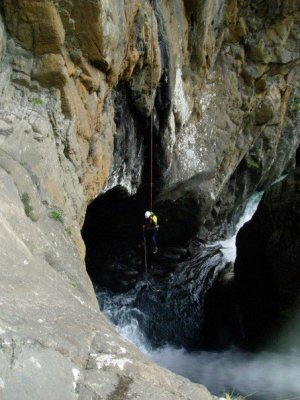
[0,0,300,398]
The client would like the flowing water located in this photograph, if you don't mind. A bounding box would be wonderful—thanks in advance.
[96,193,300,399]
[217,192,263,262]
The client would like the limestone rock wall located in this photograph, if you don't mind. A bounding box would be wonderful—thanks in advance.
[0,0,163,256]
[156,0,300,239]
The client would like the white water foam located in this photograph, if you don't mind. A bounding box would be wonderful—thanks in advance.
[148,346,300,399]
[218,192,263,262]
[116,315,150,354]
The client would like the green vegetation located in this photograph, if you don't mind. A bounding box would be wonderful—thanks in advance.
[245,154,260,170]
[21,192,35,221]
[31,97,43,106]
[222,391,246,400]
[65,226,72,236]
[49,209,63,223]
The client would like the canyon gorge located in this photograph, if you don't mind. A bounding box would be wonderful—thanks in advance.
[0,0,299,399]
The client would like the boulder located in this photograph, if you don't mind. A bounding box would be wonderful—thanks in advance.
[32,54,68,88]
[3,0,65,54]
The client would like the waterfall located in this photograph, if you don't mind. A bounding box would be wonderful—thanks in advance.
[98,284,151,353]
[218,192,263,262]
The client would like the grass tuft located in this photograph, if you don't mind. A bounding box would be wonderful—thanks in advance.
[21,192,35,221]
[31,97,43,106]
[49,209,63,223]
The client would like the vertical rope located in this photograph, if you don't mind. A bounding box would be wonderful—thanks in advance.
[144,0,154,277]
[150,0,154,212]
[143,231,148,277]
[143,0,155,277]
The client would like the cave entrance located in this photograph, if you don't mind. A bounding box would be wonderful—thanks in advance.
[82,186,148,292]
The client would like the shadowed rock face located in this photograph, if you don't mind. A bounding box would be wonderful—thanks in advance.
[0,0,300,398]
[234,163,300,349]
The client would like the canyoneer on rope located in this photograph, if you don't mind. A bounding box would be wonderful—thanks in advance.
[143,211,159,255]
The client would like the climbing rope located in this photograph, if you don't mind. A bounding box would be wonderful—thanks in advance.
[150,0,154,212]
[143,230,148,277]
[144,0,155,278]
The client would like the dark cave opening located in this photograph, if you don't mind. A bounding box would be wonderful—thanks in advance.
[81,184,200,294]
[296,146,300,166]
[81,187,149,292]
